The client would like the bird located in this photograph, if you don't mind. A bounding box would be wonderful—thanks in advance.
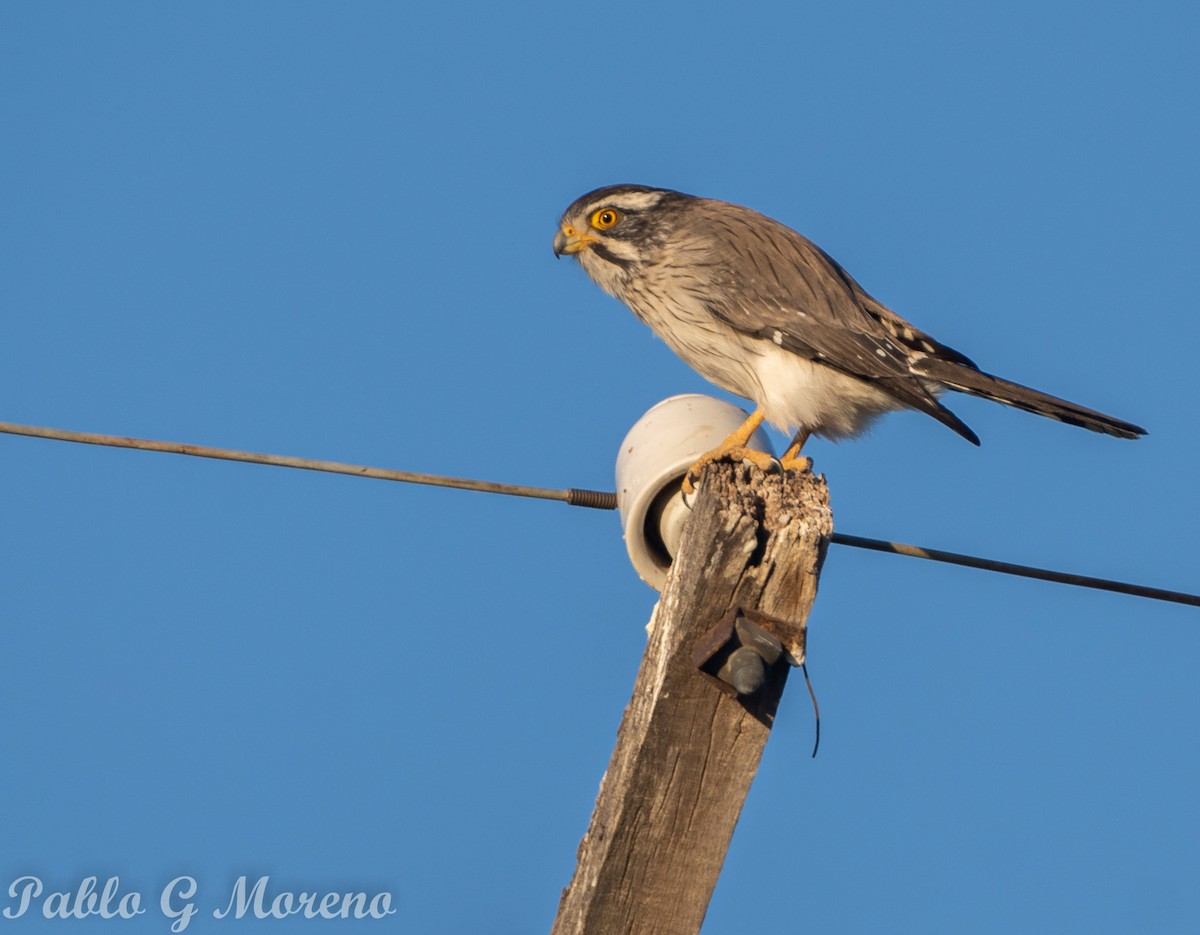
[553,184,1145,488]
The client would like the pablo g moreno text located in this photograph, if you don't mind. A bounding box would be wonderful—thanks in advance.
[3,875,396,930]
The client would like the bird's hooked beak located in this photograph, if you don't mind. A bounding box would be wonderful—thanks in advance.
[553,224,596,258]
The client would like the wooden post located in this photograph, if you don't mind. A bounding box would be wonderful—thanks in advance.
[551,462,832,935]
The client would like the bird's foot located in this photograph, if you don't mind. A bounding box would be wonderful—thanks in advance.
[779,453,814,473]
[682,446,781,496]
[780,429,812,474]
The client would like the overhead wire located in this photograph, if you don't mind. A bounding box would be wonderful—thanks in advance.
[1,419,1195,608]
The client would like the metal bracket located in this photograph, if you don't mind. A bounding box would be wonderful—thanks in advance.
[692,607,807,697]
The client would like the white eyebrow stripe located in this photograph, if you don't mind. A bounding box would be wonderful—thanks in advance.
[597,190,666,211]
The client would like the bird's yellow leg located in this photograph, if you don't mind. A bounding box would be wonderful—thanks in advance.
[781,429,813,472]
[681,408,777,495]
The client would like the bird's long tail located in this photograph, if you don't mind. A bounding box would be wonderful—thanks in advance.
[913,358,1147,440]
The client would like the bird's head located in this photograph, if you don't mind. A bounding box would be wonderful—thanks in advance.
[554,185,692,284]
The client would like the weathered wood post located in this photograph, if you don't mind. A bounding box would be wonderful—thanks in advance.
[552,461,832,935]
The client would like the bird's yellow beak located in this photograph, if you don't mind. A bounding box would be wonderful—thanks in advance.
[553,225,596,257]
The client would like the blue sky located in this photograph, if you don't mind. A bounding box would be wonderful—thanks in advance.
[1,2,1197,932]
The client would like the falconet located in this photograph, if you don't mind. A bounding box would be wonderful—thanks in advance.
[554,184,1145,488]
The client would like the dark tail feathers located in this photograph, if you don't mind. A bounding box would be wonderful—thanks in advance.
[913,358,1147,440]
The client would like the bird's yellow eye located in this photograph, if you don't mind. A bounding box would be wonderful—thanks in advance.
[590,208,622,230]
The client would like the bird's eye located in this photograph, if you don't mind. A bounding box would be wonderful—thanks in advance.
[590,208,622,230]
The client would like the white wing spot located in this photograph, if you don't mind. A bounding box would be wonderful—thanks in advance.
[772,330,784,345]
[875,349,887,358]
